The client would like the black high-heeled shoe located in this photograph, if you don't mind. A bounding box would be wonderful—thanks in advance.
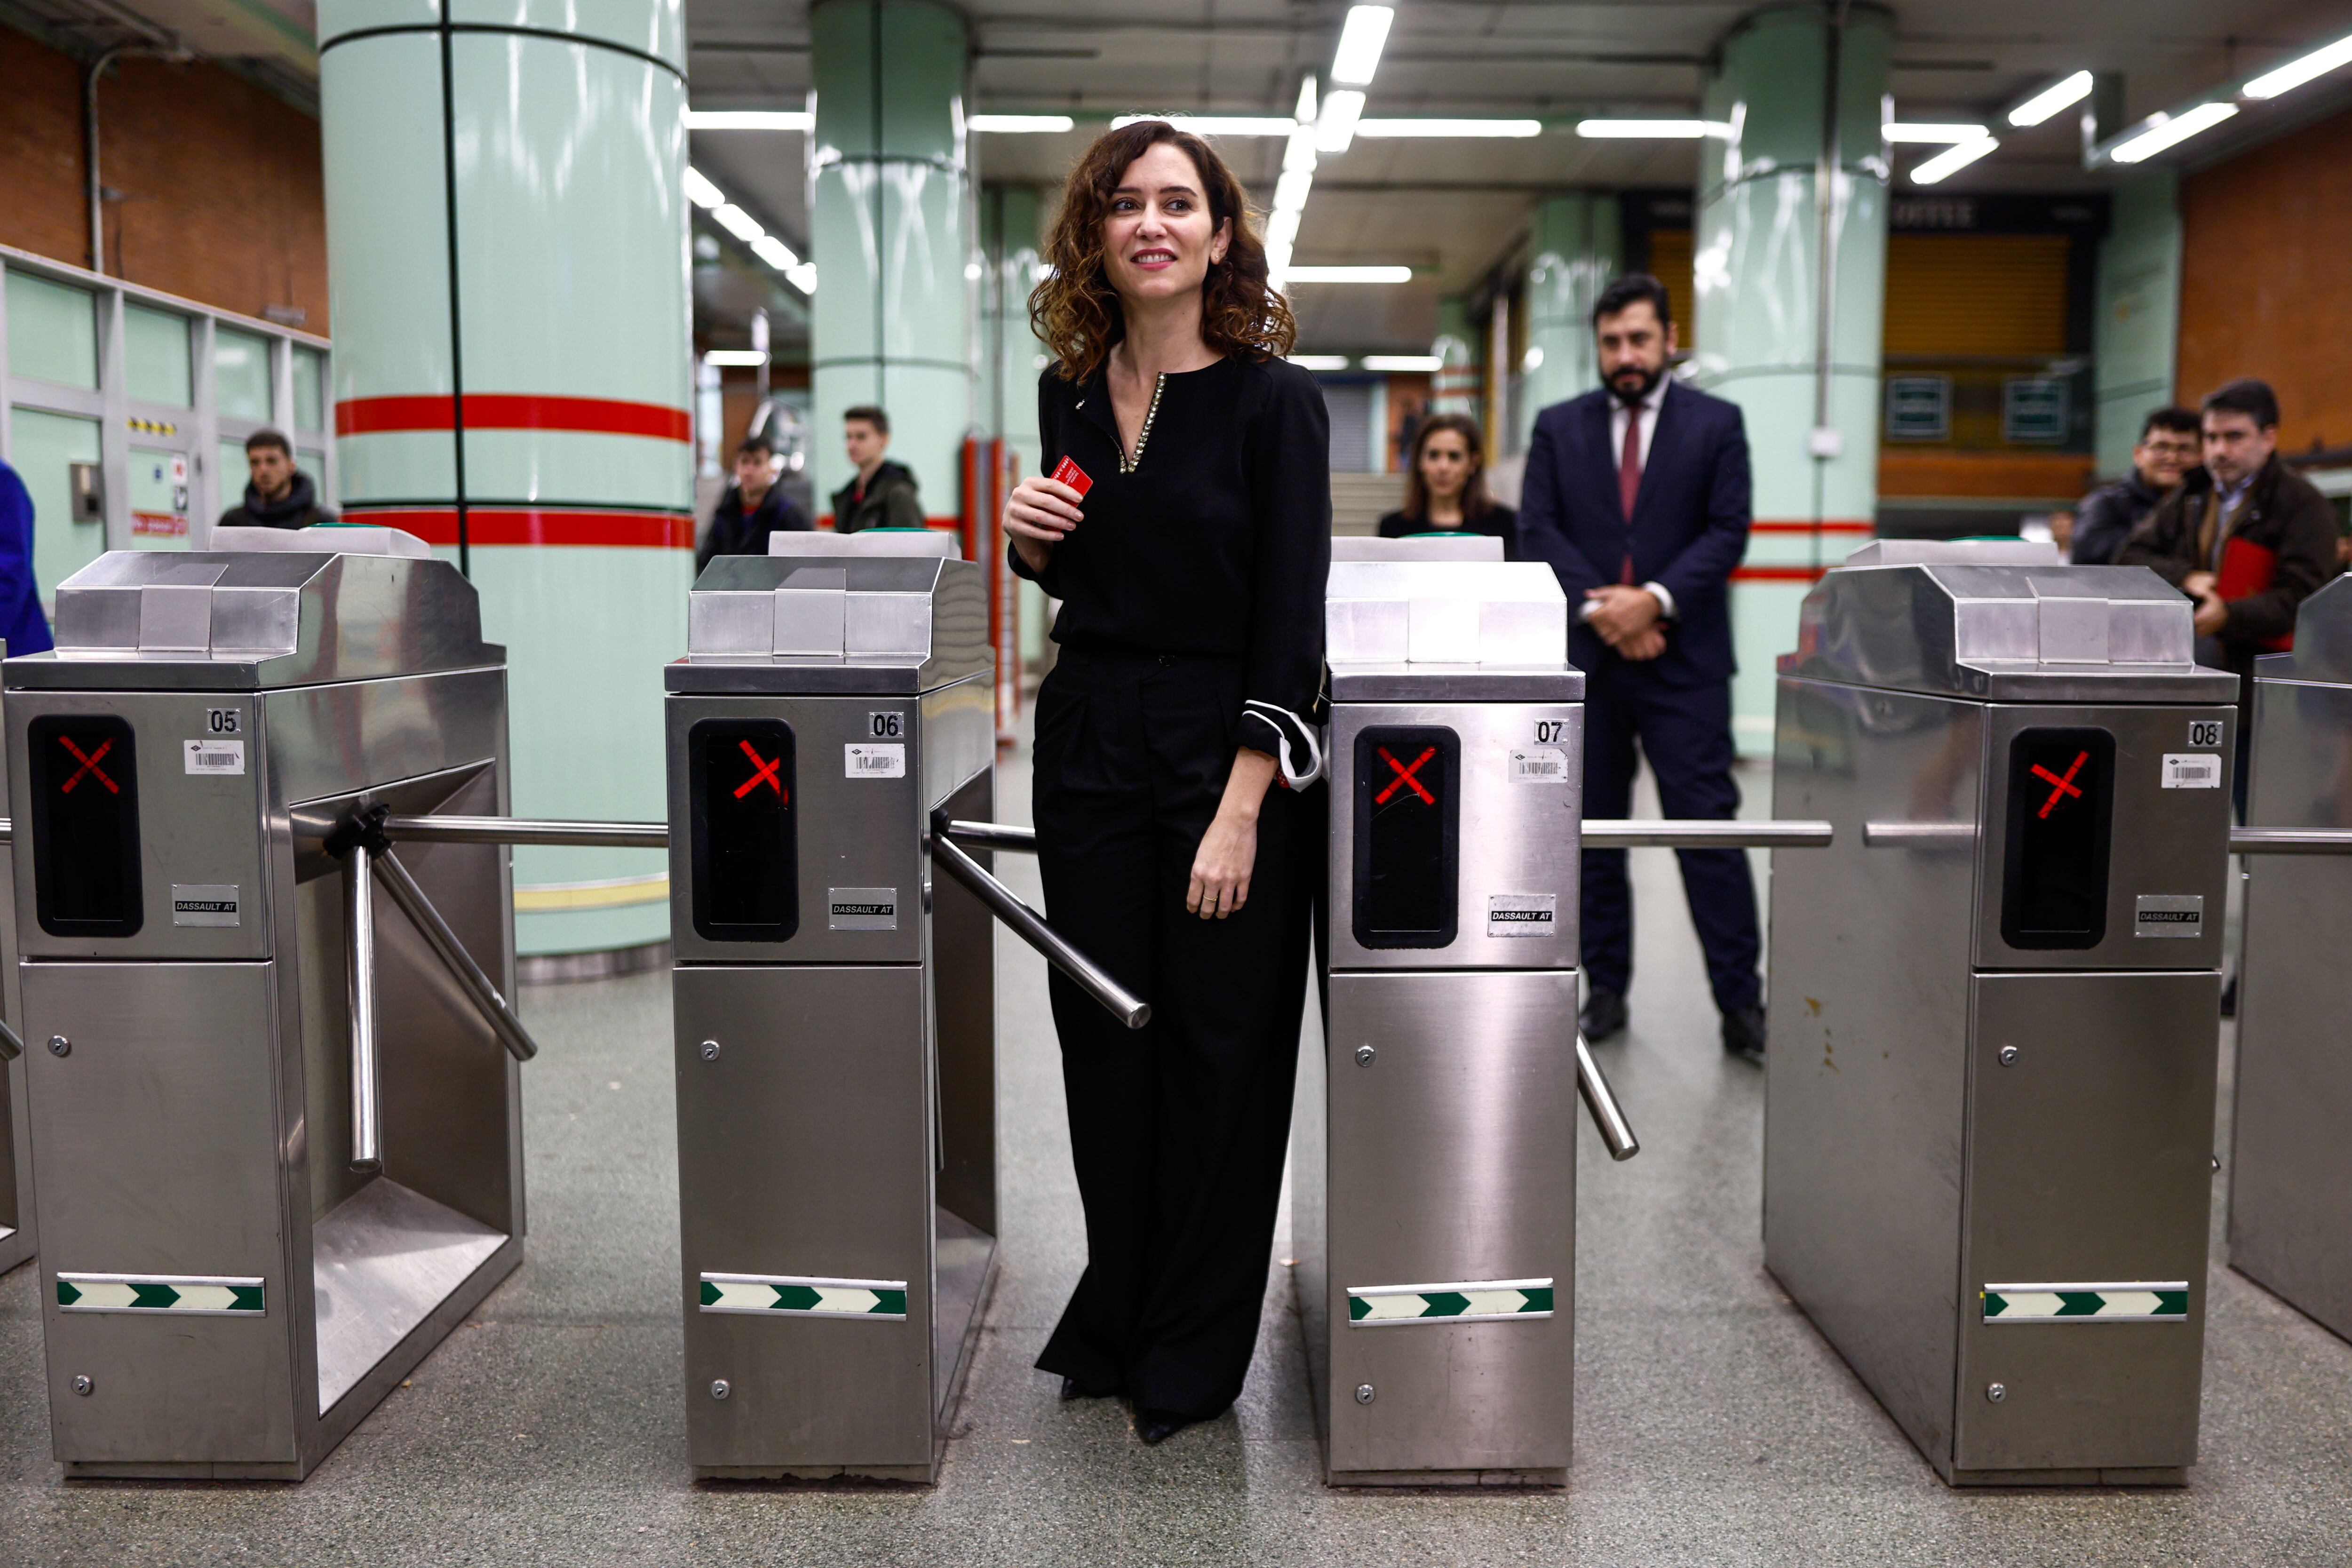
[1136,1409,1192,1445]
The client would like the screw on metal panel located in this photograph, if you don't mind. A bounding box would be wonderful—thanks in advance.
[1998,1046,2019,1067]
[1986,1383,2006,1404]
[47,1035,68,1058]
[1355,1045,1375,1067]
[699,1039,721,1062]
[71,1376,92,1396]
[710,1379,731,1400]
[2212,1155,2222,1172]
[1354,1384,1375,1405]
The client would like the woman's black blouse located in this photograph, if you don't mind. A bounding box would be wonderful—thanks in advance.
[1013,355,1331,764]
[1375,503,1518,557]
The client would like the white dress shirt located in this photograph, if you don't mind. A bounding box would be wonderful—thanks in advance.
[1581,376,1678,623]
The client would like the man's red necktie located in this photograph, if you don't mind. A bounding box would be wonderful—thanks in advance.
[1618,407,1643,583]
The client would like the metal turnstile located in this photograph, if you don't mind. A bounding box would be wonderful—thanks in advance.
[8,533,541,1480]
[667,533,1140,1481]
[2229,576,2352,1336]
[0,724,28,1279]
[1767,540,2238,1486]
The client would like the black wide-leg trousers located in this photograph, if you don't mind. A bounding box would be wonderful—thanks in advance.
[1030,649,1313,1420]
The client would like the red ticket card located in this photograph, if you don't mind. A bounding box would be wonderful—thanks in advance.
[1051,456,1093,497]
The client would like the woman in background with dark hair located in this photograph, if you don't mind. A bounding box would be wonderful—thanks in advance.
[1377,412,1517,553]
[1002,119,1329,1446]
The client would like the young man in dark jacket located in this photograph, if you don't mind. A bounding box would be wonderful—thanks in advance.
[696,435,810,573]
[217,430,334,529]
[828,405,924,533]
[2117,378,2340,813]
[2071,405,2199,564]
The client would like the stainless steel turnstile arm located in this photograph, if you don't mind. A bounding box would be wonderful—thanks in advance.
[1862,821,1977,847]
[1574,1033,1640,1162]
[1581,820,1833,848]
[371,850,541,1063]
[926,823,1150,1029]
[0,1012,20,1061]
[2231,827,2352,854]
[380,814,670,850]
[344,839,384,1176]
[942,820,1038,854]
[0,816,11,844]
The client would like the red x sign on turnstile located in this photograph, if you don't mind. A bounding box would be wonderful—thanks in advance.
[734,740,785,800]
[2031,749,2090,819]
[58,735,119,795]
[1374,745,1438,806]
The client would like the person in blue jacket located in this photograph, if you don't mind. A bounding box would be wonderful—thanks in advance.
[1515,273,1762,1062]
[0,460,55,656]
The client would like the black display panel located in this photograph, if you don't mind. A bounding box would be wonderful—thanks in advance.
[2000,726,2115,950]
[1352,726,1459,948]
[689,718,797,942]
[29,714,143,938]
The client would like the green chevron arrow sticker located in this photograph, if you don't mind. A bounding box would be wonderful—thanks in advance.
[1347,1278,1555,1326]
[698,1272,908,1320]
[1982,1281,2190,1323]
[55,1273,265,1316]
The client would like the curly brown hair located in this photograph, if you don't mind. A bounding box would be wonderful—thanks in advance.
[1030,120,1295,382]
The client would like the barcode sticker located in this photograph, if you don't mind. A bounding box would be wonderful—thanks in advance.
[844,742,906,779]
[1510,747,1570,783]
[184,739,245,775]
[2161,753,2222,790]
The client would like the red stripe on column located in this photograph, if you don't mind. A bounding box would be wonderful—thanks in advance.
[1732,565,1832,582]
[336,394,692,442]
[1750,520,1875,534]
[342,507,692,548]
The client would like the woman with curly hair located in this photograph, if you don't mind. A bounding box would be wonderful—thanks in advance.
[1004,119,1329,1445]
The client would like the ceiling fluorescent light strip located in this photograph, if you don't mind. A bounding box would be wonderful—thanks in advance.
[2244,32,2352,99]
[1316,88,1367,152]
[1356,119,1543,137]
[704,349,768,367]
[1910,135,1998,183]
[1330,6,1394,87]
[2008,69,2094,127]
[2109,102,2238,163]
[686,111,812,131]
[1287,354,1350,371]
[1361,354,1441,372]
[1885,122,1986,143]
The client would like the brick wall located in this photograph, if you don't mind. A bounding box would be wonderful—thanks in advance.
[2179,106,2352,454]
[0,29,327,330]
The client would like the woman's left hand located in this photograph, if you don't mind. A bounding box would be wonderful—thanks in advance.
[1187,748,1279,919]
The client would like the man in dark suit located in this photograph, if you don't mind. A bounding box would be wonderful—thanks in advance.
[1517,273,1765,1061]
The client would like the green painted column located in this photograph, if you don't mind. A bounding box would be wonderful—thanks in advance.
[981,183,1050,667]
[1519,193,1622,446]
[2093,172,2183,478]
[318,0,692,955]
[1692,3,1891,755]
[1430,296,1478,416]
[810,0,974,529]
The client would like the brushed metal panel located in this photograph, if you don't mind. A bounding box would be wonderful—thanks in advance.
[262,667,508,812]
[2229,676,2352,1337]
[312,1178,507,1414]
[1323,970,1578,1478]
[1972,703,2234,972]
[24,960,297,1465]
[0,714,26,1271]
[930,772,997,1240]
[1327,702,1582,972]
[1952,970,2217,1476]
[674,964,936,1474]
[10,691,270,960]
[1764,678,1982,1468]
